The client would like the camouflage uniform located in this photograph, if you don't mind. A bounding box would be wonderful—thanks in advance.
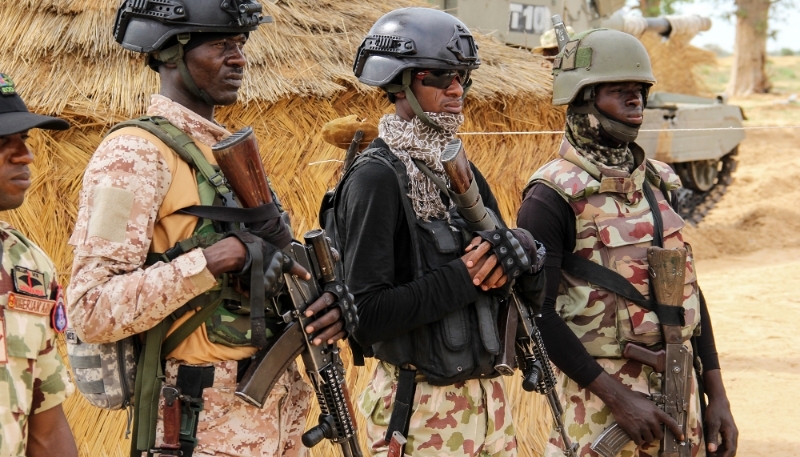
[67,94,311,456]
[1,221,74,456]
[527,141,704,456]
[359,362,516,457]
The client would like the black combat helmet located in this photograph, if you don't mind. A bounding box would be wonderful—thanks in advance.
[114,0,270,53]
[113,0,271,105]
[353,7,481,130]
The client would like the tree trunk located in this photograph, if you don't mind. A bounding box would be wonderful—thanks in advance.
[728,0,771,96]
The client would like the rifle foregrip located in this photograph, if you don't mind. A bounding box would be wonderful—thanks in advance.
[591,422,632,457]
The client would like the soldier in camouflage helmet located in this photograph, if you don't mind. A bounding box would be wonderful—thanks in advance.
[342,7,547,456]
[0,73,77,457]
[517,29,738,456]
[66,1,348,456]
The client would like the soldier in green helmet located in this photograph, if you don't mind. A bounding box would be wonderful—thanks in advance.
[0,73,78,457]
[517,29,738,456]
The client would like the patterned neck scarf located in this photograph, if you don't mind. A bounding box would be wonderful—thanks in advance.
[379,112,464,221]
[565,109,635,173]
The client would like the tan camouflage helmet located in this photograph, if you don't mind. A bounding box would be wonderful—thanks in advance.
[551,28,655,106]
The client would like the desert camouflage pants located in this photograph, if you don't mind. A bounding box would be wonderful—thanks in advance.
[544,357,705,457]
[358,361,517,457]
[153,359,312,457]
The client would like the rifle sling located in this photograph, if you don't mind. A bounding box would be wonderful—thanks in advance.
[177,202,280,224]
[385,367,417,442]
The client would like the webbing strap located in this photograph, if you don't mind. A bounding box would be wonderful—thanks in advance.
[161,291,225,357]
[363,144,425,279]
[561,252,684,326]
[108,116,231,197]
[132,291,224,455]
[133,320,169,454]
[177,203,281,224]
[385,367,417,442]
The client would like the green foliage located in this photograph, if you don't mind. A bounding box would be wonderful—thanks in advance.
[780,48,796,56]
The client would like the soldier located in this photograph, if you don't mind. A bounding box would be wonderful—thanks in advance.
[66,1,347,456]
[0,73,78,457]
[340,8,546,457]
[517,29,738,456]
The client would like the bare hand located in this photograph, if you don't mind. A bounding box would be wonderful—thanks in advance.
[462,236,509,290]
[589,372,684,446]
[303,291,346,345]
[703,369,738,457]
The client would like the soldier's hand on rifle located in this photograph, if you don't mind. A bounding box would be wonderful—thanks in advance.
[703,369,738,457]
[464,229,538,291]
[462,236,509,290]
[588,371,684,446]
[303,292,347,346]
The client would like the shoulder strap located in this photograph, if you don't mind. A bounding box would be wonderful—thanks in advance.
[560,252,684,326]
[109,116,232,198]
[351,141,425,279]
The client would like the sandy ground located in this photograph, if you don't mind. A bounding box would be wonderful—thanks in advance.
[683,122,800,456]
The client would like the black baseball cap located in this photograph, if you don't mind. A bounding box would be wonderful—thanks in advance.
[0,73,69,136]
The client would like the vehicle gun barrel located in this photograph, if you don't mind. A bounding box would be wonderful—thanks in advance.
[601,13,711,39]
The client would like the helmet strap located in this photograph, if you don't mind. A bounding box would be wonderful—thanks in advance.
[571,86,641,144]
[154,33,217,107]
[385,70,443,132]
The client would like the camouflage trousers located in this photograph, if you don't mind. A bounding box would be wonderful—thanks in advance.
[358,361,517,457]
[544,357,705,457]
[153,358,312,457]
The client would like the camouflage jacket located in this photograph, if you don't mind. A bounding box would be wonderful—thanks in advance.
[67,95,219,345]
[527,144,701,358]
[1,221,73,456]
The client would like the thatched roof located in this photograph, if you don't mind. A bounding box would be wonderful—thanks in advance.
[0,0,556,118]
[1,0,564,456]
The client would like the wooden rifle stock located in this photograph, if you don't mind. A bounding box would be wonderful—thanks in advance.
[211,126,273,206]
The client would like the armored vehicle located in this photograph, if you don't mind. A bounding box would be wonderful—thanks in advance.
[428,0,744,224]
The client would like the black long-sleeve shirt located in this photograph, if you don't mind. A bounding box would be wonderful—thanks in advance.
[339,156,501,348]
[517,183,720,387]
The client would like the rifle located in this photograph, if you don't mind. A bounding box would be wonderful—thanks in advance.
[210,127,363,457]
[438,138,578,457]
[591,247,692,457]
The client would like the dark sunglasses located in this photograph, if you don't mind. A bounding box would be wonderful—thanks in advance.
[415,69,471,89]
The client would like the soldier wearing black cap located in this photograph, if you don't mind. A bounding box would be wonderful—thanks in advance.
[0,73,77,457]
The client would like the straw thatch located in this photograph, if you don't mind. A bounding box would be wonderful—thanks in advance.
[0,0,565,456]
[640,30,717,97]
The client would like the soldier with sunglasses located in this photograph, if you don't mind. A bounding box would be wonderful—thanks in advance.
[336,7,546,457]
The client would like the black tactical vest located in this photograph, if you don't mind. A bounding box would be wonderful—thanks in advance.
[345,143,503,386]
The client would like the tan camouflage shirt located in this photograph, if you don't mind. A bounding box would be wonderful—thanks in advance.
[1,222,73,456]
[67,95,220,344]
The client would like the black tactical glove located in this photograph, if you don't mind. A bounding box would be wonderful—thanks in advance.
[473,228,532,279]
[225,231,294,297]
[323,281,359,336]
[246,202,293,249]
[510,228,546,274]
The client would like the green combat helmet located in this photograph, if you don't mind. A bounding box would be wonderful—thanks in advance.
[552,28,655,143]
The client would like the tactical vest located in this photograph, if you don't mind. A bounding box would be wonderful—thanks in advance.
[528,145,701,358]
[107,117,273,352]
[342,143,503,386]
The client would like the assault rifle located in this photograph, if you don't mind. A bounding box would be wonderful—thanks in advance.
[210,127,363,457]
[437,138,578,457]
[591,247,692,457]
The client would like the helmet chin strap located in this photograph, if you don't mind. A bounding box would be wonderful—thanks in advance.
[384,69,474,132]
[570,86,642,144]
[153,33,217,107]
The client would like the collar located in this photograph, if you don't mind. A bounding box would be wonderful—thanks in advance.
[561,140,649,203]
[146,94,230,146]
